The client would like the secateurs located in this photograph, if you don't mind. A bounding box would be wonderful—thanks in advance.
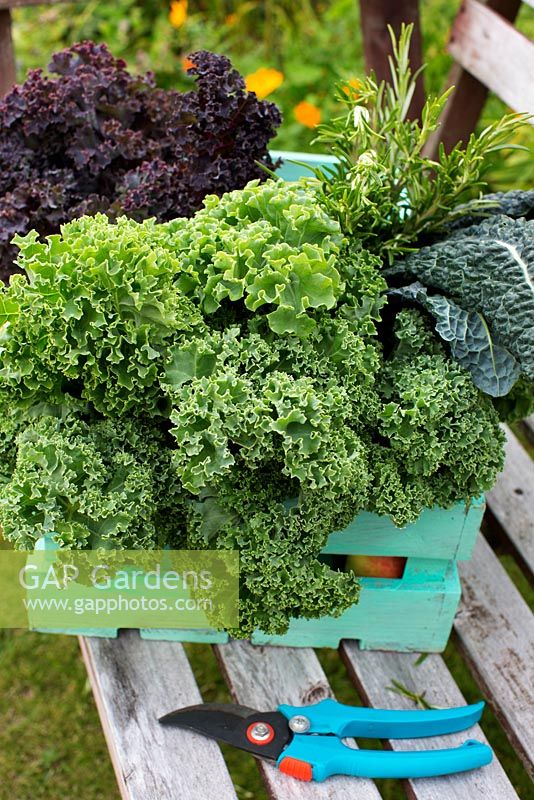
[159,697,492,781]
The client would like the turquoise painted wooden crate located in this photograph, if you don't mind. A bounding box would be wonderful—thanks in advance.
[33,496,485,652]
[29,152,487,652]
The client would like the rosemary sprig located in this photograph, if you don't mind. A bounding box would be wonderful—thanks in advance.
[307,23,529,262]
[386,679,440,710]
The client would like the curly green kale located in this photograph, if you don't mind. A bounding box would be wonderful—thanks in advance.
[0,408,187,550]
[184,461,364,637]
[0,215,204,416]
[0,179,508,636]
[165,317,379,496]
[370,310,505,525]
[162,179,345,336]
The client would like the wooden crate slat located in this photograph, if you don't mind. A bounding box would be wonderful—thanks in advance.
[448,0,534,115]
[214,640,383,800]
[486,425,534,578]
[80,632,238,800]
[456,534,534,779]
[340,644,519,800]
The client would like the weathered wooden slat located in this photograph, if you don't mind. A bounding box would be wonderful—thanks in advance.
[340,644,519,800]
[456,534,534,780]
[80,632,238,800]
[423,0,521,157]
[358,0,425,119]
[521,415,534,443]
[215,640,383,800]
[486,426,534,578]
[0,8,16,97]
[448,0,534,115]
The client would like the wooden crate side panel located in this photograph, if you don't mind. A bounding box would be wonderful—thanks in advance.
[140,627,229,643]
[66,561,460,650]
[251,563,460,651]
[323,496,484,560]
[34,515,467,647]
[33,625,118,637]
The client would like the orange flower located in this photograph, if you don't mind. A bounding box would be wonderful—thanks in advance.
[182,56,195,72]
[245,67,284,99]
[169,0,188,29]
[294,101,321,128]
[342,78,361,96]
[225,12,239,25]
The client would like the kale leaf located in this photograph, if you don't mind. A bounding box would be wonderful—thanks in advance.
[0,180,507,635]
[387,216,534,385]
[0,43,281,281]
[389,282,520,396]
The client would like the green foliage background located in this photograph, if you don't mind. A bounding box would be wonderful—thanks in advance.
[12,0,534,187]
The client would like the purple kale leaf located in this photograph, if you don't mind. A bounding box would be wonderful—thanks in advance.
[0,42,281,280]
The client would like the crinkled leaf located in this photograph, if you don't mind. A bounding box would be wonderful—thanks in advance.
[0,44,281,281]
[390,282,520,396]
[1,215,205,415]
[167,180,345,336]
[388,216,534,380]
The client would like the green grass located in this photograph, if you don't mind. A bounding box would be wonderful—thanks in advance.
[0,630,119,800]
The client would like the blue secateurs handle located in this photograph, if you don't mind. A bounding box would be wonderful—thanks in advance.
[275,698,492,781]
[278,698,486,738]
[277,735,492,781]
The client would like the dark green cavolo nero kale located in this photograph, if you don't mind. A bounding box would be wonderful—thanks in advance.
[387,214,534,408]
[0,180,506,636]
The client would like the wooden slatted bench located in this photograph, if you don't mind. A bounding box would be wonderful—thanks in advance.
[79,420,534,800]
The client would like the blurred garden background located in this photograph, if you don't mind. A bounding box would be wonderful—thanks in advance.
[11,0,534,187]
[1,2,534,798]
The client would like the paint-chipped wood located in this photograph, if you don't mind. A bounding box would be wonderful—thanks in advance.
[448,0,534,115]
[80,631,238,800]
[340,644,519,800]
[456,535,534,780]
[214,640,383,800]
[486,426,534,578]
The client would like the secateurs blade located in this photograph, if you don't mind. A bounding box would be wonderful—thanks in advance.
[159,697,492,781]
